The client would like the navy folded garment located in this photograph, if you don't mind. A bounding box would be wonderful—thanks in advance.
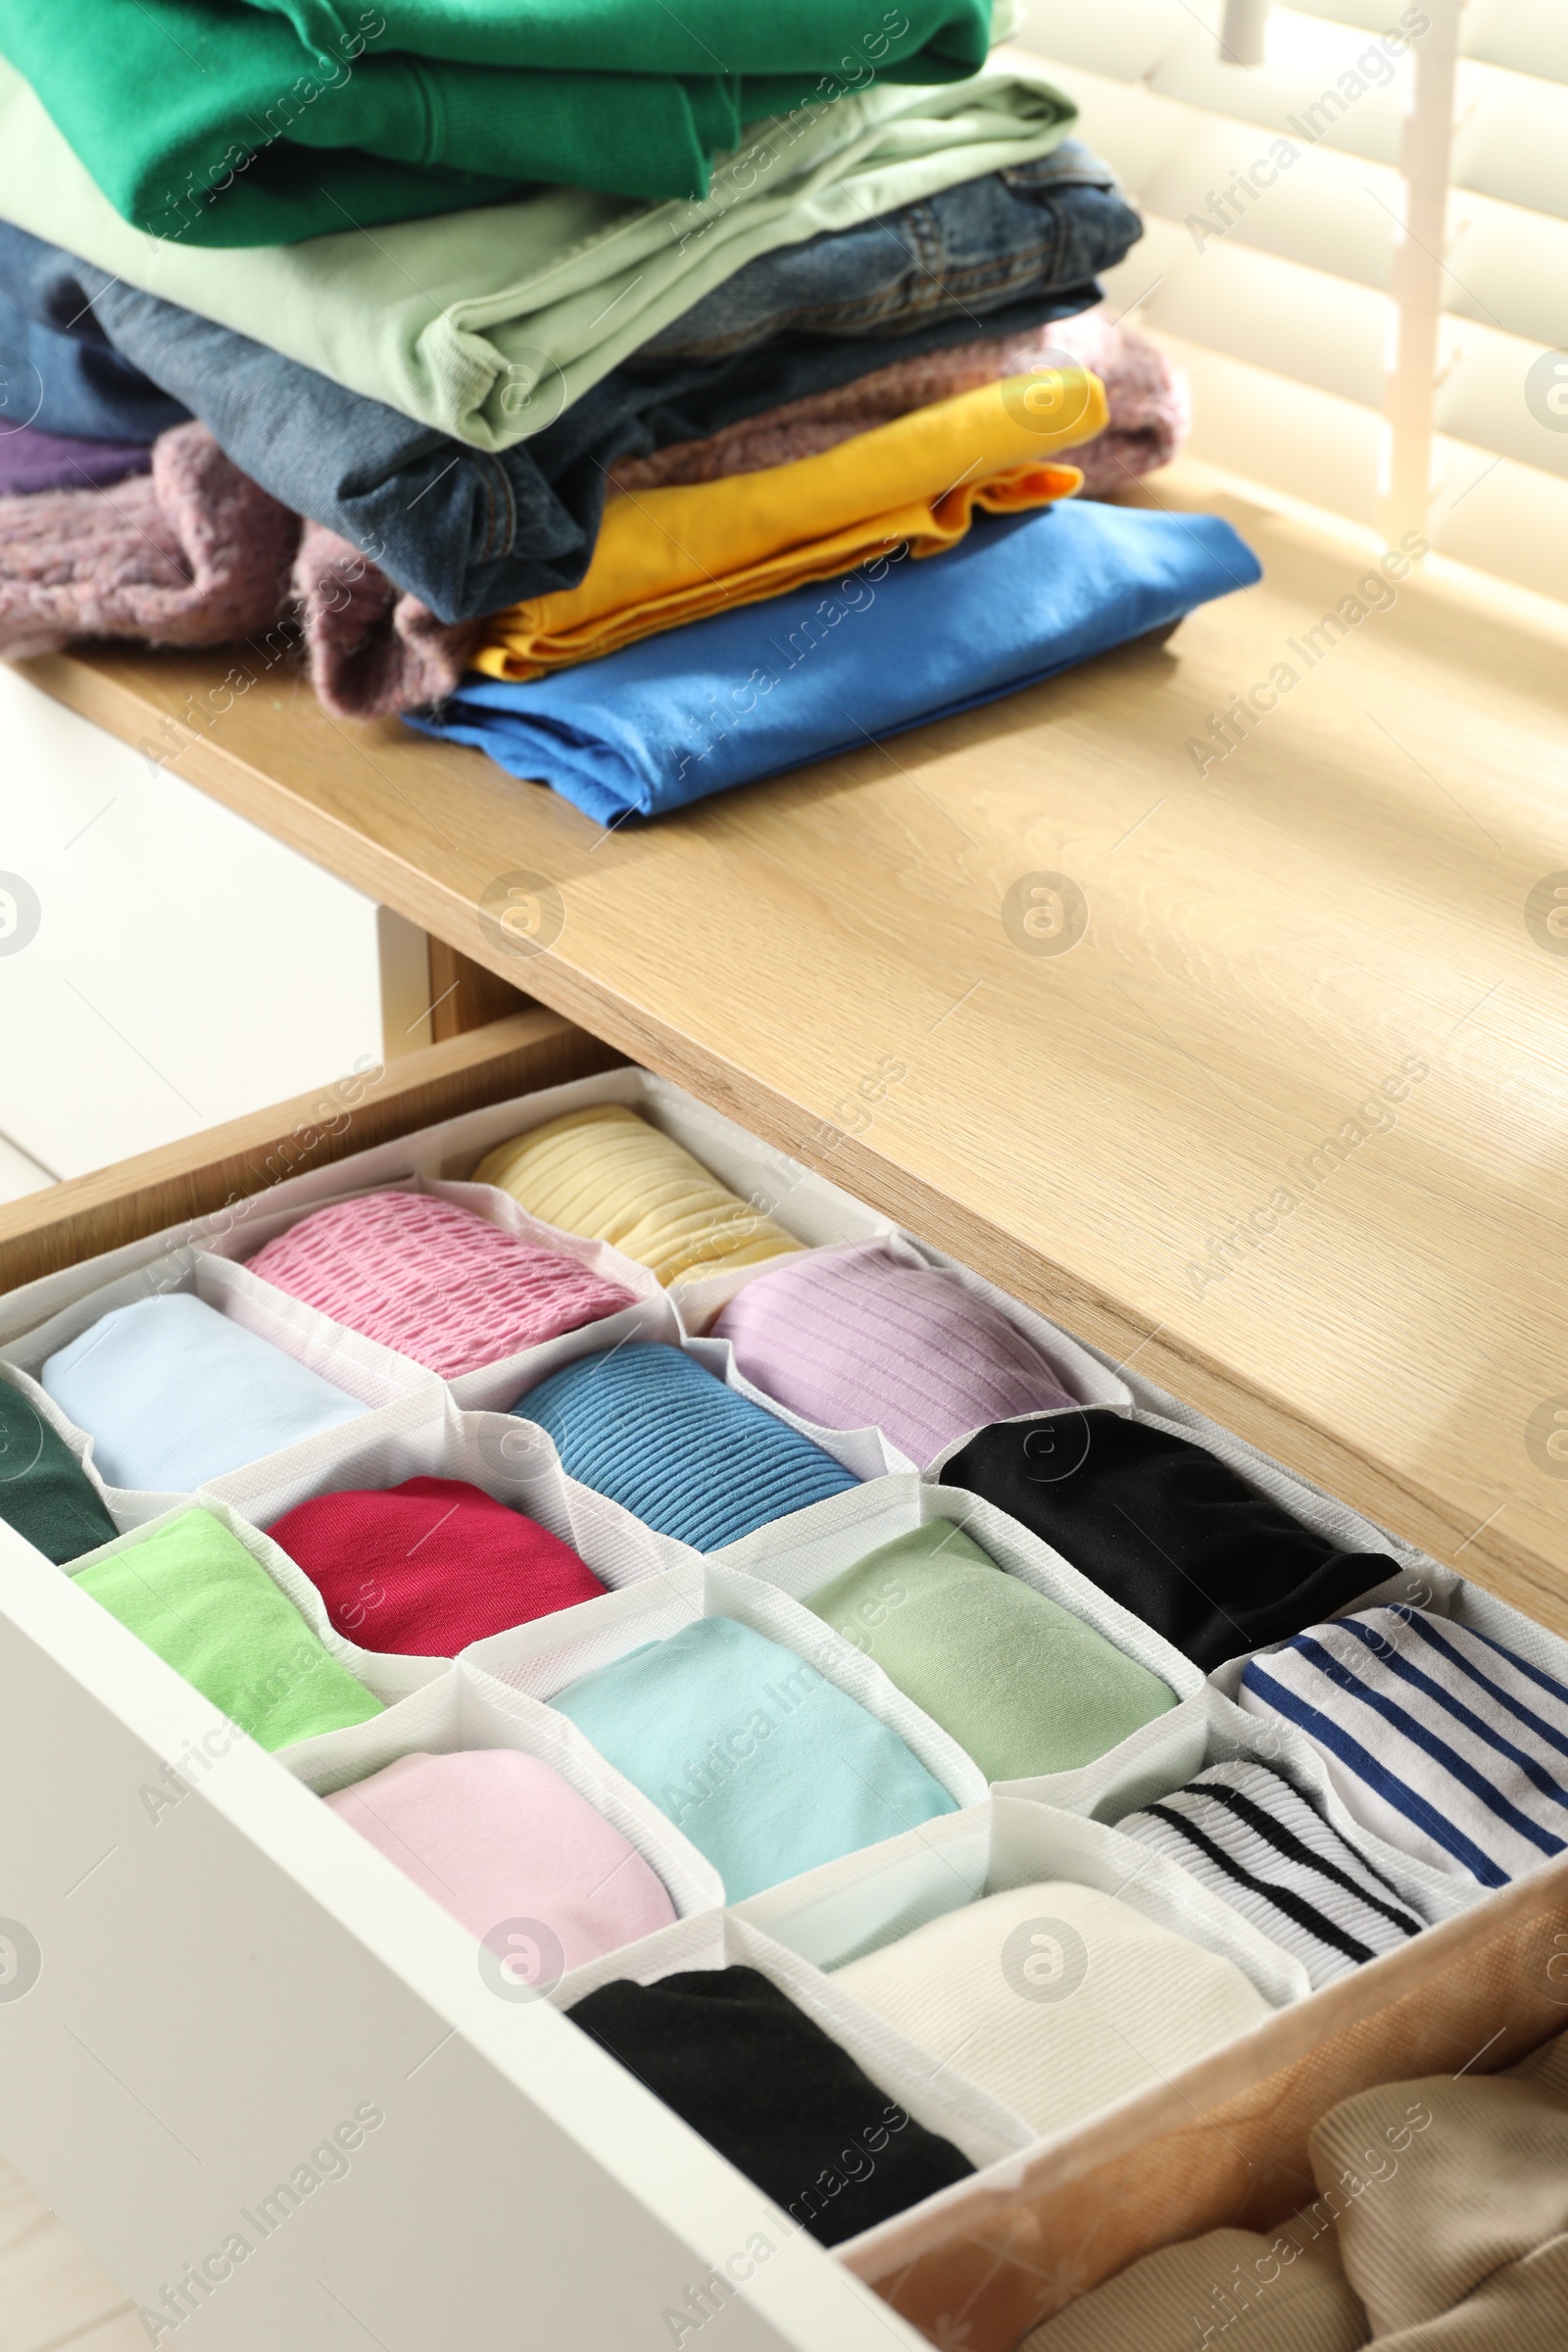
[0,283,188,444]
[408,498,1261,823]
[514,1342,858,1549]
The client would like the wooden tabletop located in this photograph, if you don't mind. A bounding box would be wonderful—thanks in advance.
[25,460,1568,1633]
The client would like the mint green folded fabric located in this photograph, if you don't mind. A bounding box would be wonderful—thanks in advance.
[552,1613,957,1899]
[0,1378,118,1565]
[74,1507,382,1749]
[804,1520,1177,1782]
[0,57,1076,447]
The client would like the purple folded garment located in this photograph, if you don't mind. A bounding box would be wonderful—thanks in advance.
[711,1239,1077,1465]
[0,423,152,497]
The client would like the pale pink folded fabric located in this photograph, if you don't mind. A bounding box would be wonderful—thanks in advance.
[324,1748,677,1962]
[245,1190,637,1377]
[0,419,297,661]
[710,1238,1076,1464]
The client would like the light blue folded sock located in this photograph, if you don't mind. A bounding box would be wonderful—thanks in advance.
[42,1291,366,1493]
[553,1613,956,1899]
[514,1342,858,1549]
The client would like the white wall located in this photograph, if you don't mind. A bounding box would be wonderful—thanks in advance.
[0,667,390,1200]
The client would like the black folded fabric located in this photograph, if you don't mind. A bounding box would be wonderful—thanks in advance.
[0,1378,118,1564]
[939,1409,1394,1671]
[567,1966,971,2244]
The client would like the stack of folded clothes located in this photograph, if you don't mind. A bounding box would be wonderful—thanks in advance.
[0,4,1258,821]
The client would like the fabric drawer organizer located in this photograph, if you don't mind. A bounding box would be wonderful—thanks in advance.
[0,1058,1564,2352]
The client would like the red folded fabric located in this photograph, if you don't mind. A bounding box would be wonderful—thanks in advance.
[267,1474,608,1655]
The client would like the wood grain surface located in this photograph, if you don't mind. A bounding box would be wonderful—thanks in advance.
[23,461,1568,1631]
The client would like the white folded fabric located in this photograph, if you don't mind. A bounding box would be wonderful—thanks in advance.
[832,1880,1271,2141]
[1117,1760,1424,1989]
[1239,1607,1568,1887]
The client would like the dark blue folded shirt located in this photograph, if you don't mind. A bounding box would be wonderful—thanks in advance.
[409,497,1261,822]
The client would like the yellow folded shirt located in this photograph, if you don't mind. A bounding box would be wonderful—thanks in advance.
[472,369,1108,680]
[474,1103,803,1287]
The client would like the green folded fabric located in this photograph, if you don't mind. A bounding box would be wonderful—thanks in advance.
[0,56,1076,446]
[74,1507,383,1750]
[0,1380,118,1566]
[0,0,990,242]
[804,1520,1177,1782]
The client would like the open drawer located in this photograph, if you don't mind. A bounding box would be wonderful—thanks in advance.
[1,1008,1564,2352]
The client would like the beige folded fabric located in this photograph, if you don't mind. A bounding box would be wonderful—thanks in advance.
[473,1103,802,1286]
[1375,2234,1568,2349]
[1018,2225,1368,2352]
[1308,2028,1568,2336]
[832,1881,1272,2142]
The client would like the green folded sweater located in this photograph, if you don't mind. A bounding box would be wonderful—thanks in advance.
[805,1519,1177,1782]
[0,1379,118,1565]
[74,1508,383,1750]
[0,0,991,242]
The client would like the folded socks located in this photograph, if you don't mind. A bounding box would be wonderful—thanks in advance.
[804,1519,1176,1782]
[1117,1760,1425,1989]
[1019,2227,1368,2352]
[833,1881,1272,2139]
[324,1748,675,1961]
[711,1238,1076,1463]
[1239,1605,1568,1887]
[515,1344,858,1552]
[41,1291,366,1493]
[73,1506,381,1748]
[551,1613,956,1899]
[475,1104,801,1287]
[0,1377,118,1563]
[267,1476,607,1656]
[940,1409,1394,1671]
[245,1190,637,1379]
[567,1966,972,2245]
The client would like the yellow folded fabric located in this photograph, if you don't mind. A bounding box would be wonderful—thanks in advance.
[472,370,1108,680]
[473,1103,803,1287]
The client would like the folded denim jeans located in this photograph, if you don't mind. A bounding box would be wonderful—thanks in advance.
[0,284,188,444]
[0,148,1138,621]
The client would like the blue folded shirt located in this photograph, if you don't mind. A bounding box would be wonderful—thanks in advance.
[553,1613,957,1898]
[514,1342,858,1549]
[409,497,1261,823]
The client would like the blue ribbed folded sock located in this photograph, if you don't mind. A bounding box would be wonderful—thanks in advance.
[512,1343,858,1549]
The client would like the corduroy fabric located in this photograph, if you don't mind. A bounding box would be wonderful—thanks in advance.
[941,1409,1394,1671]
[41,1291,366,1493]
[245,1190,636,1379]
[1309,2030,1568,2339]
[323,1747,675,1960]
[1239,1606,1568,1888]
[833,1881,1272,2139]
[1117,1760,1425,1989]
[567,1966,973,2245]
[1018,2227,1368,2352]
[476,1104,801,1287]
[711,1239,1075,1464]
[73,1506,381,1748]
[0,1378,118,1564]
[470,375,1102,680]
[266,1476,607,1655]
[804,1518,1176,1782]
[551,1613,956,1900]
[514,1344,857,1551]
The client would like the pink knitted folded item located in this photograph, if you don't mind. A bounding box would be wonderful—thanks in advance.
[610,313,1188,500]
[0,420,298,661]
[245,1191,638,1377]
[293,520,481,721]
[710,1239,1076,1466]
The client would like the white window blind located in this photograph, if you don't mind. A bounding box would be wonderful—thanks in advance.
[1011,0,1568,601]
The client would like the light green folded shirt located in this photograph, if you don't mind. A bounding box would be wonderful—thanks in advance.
[0,50,1074,450]
[74,1507,383,1751]
[805,1519,1177,1782]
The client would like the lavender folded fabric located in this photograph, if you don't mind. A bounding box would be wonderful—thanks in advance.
[711,1239,1075,1464]
[0,422,151,496]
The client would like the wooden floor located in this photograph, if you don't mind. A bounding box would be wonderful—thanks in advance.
[0,2160,142,2352]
